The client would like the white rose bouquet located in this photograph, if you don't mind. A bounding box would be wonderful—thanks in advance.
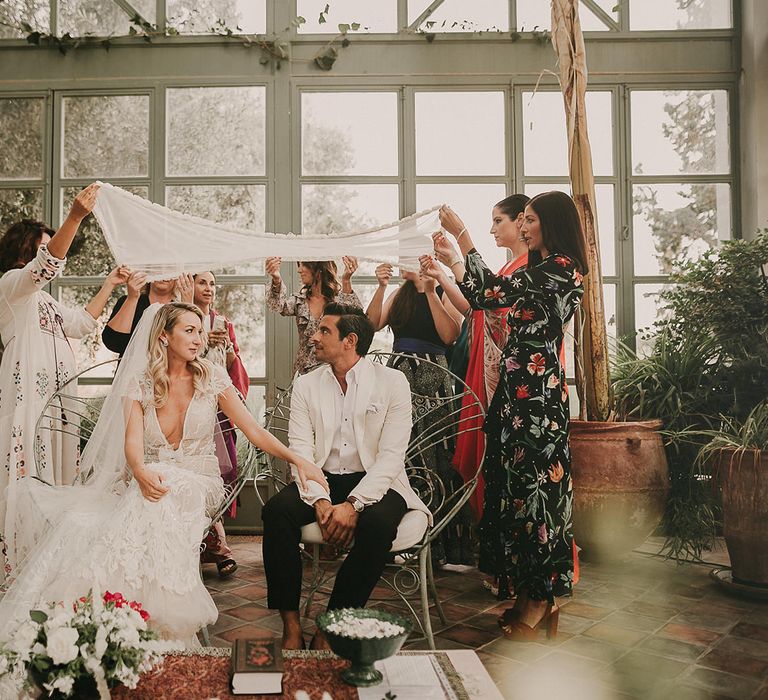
[0,590,182,699]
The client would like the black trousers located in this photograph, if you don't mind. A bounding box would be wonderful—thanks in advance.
[262,473,407,611]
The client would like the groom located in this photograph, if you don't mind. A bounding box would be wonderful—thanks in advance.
[261,303,430,649]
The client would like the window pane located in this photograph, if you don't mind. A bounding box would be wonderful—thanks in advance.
[302,184,399,275]
[302,93,398,176]
[167,0,266,34]
[245,385,266,426]
[523,91,613,176]
[58,0,155,36]
[517,0,616,31]
[62,95,149,178]
[0,0,49,37]
[355,283,397,352]
[59,285,124,375]
[167,87,266,177]
[0,188,44,229]
[165,185,266,275]
[634,283,674,355]
[415,92,505,176]
[417,183,507,273]
[631,90,730,176]
[633,183,731,277]
[62,186,149,277]
[409,0,508,31]
[524,184,616,277]
[214,284,266,377]
[0,98,44,180]
[298,0,397,33]
[630,0,731,30]
[603,283,616,338]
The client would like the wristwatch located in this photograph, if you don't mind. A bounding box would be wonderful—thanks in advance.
[346,495,365,513]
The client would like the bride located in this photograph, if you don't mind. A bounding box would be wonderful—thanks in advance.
[0,301,328,642]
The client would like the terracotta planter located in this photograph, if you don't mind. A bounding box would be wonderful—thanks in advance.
[716,447,768,586]
[570,419,669,561]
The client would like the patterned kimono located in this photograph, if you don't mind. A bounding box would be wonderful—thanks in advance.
[458,250,583,602]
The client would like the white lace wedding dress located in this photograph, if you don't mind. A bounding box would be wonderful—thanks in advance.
[0,363,232,642]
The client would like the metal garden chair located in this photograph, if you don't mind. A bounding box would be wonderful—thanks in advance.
[255,351,485,649]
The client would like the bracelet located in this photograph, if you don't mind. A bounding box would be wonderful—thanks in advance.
[449,258,463,268]
[456,227,468,241]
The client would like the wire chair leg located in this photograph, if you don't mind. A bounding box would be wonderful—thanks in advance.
[303,543,321,617]
[200,625,211,647]
[420,546,436,650]
[426,548,447,625]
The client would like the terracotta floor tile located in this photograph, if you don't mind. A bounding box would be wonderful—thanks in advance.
[681,666,762,699]
[673,611,737,634]
[223,604,274,622]
[210,591,250,610]
[439,601,485,622]
[227,583,269,600]
[699,646,768,679]
[559,635,627,663]
[481,636,551,663]
[583,622,649,647]
[207,613,246,636]
[732,622,768,644]
[752,683,768,700]
[603,610,665,633]
[661,623,723,647]
[713,635,768,663]
[609,648,689,680]
[439,623,500,648]
[622,600,682,620]
[465,612,503,633]
[560,601,614,620]
[637,634,707,662]
[557,613,597,635]
[218,623,279,643]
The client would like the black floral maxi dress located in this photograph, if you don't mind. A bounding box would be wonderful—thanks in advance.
[458,250,583,603]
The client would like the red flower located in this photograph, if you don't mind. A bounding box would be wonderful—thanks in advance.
[104,591,126,607]
[516,385,530,399]
[554,255,570,267]
[527,353,546,376]
[484,286,506,301]
[520,308,535,321]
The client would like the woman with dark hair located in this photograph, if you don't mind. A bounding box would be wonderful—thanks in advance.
[102,272,195,357]
[265,257,362,376]
[366,265,468,565]
[193,270,249,578]
[0,184,130,574]
[421,190,587,640]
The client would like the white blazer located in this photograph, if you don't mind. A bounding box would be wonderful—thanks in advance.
[288,357,432,523]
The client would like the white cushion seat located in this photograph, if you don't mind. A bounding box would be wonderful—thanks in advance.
[300,509,430,552]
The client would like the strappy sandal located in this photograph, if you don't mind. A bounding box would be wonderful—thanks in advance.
[498,605,559,641]
[216,558,238,579]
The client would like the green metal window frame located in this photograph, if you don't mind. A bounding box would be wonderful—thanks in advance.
[0,0,740,405]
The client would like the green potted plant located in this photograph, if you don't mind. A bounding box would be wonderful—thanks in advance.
[656,231,768,586]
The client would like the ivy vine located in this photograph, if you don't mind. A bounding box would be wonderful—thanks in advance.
[2,4,550,69]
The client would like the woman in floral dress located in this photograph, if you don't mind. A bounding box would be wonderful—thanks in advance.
[265,257,362,376]
[422,191,587,640]
[0,184,128,576]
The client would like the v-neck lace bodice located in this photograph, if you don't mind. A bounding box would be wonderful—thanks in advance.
[128,364,233,468]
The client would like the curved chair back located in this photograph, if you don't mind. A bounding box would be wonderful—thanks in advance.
[259,352,486,549]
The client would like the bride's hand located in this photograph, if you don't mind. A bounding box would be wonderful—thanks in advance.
[133,467,169,502]
[293,458,330,493]
[419,255,446,283]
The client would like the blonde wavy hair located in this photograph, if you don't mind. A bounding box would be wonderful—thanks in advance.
[147,302,212,408]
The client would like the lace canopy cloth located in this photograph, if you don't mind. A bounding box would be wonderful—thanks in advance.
[93,182,441,280]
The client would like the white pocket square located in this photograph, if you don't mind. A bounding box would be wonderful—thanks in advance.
[366,403,382,414]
